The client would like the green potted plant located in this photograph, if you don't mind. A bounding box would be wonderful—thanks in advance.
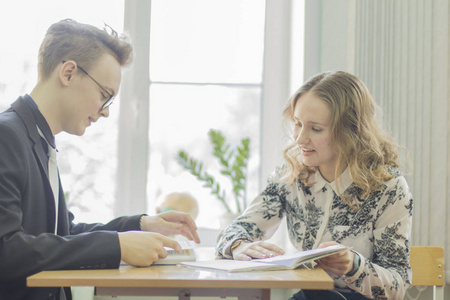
[177,129,250,221]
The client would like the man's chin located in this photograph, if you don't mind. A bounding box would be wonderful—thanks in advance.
[66,127,86,136]
[78,128,87,136]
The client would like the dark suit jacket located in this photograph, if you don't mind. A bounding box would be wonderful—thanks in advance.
[0,96,142,300]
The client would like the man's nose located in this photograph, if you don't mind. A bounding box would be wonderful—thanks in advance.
[100,106,110,118]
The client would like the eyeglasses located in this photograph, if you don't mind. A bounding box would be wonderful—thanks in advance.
[62,60,115,110]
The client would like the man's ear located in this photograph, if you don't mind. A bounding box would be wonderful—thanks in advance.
[59,61,77,87]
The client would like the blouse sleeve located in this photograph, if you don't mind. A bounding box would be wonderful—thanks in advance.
[215,165,289,259]
[343,175,413,299]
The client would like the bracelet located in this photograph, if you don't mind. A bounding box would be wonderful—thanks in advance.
[231,239,251,253]
[346,252,360,277]
[139,215,145,231]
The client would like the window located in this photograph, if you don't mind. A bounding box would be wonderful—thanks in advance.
[147,0,265,228]
[0,1,305,232]
[0,0,125,223]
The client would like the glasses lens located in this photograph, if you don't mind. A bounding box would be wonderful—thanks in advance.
[102,96,114,110]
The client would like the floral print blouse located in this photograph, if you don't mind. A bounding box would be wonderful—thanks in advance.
[216,165,413,300]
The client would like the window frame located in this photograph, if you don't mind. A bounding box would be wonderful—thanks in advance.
[116,0,296,222]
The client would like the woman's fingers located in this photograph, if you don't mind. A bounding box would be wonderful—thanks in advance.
[233,241,285,260]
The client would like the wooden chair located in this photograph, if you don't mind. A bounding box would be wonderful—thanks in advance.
[409,246,445,300]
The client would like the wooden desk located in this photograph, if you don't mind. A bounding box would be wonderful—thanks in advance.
[27,248,333,300]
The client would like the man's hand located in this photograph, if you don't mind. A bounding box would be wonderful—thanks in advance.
[315,241,354,276]
[232,240,285,261]
[118,231,182,267]
[140,211,201,244]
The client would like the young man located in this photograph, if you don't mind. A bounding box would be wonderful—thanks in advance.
[0,19,200,300]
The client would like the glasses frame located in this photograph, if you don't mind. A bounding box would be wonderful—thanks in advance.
[62,60,115,110]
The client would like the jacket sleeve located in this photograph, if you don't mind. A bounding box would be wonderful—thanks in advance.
[342,176,413,299]
[69,213,143,234]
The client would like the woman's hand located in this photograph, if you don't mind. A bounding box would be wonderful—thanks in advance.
[232,240,285,261]
[140,211,201,244]
[315,241,354,276]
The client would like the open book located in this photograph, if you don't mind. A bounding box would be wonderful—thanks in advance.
[153,240,197,265]
[180,244,347,272]
[120,240,197,266]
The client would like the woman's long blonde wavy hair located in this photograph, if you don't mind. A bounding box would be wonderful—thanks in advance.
[282,71,401,208]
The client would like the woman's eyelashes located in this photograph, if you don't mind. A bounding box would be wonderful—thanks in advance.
[294,121,322,133]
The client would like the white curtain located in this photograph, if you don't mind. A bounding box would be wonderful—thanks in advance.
[304,0,450,289]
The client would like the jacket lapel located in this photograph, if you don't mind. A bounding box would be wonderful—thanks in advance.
[11,97,58,233]
[11,97,49,177]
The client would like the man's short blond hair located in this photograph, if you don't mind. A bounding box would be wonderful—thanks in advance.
[38,19,133,80]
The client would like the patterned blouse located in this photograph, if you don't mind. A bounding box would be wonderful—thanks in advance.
[216,165,413,300]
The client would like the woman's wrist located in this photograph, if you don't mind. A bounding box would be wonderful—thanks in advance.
[230,239,251,255]
[346,251,360,276]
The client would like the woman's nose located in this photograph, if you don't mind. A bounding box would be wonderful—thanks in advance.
[295,131,309,145]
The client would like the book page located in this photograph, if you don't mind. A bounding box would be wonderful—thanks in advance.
[252,244,348,268]
[181,259,285,272]
[181,244,347,272]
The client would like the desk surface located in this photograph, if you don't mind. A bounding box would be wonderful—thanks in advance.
[27,247,334,291]
[28,265,332,290]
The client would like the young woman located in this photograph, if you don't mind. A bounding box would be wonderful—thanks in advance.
[216,71,413,300]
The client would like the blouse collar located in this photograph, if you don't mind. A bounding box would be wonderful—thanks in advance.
[312,167,353,194]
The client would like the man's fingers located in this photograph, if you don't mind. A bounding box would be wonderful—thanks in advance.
[180,224,201,243]
[161,236,182,253]
[159,212,201,244]
[173,215,200,243]
[161,211,198,231]
[162,220,201,244]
